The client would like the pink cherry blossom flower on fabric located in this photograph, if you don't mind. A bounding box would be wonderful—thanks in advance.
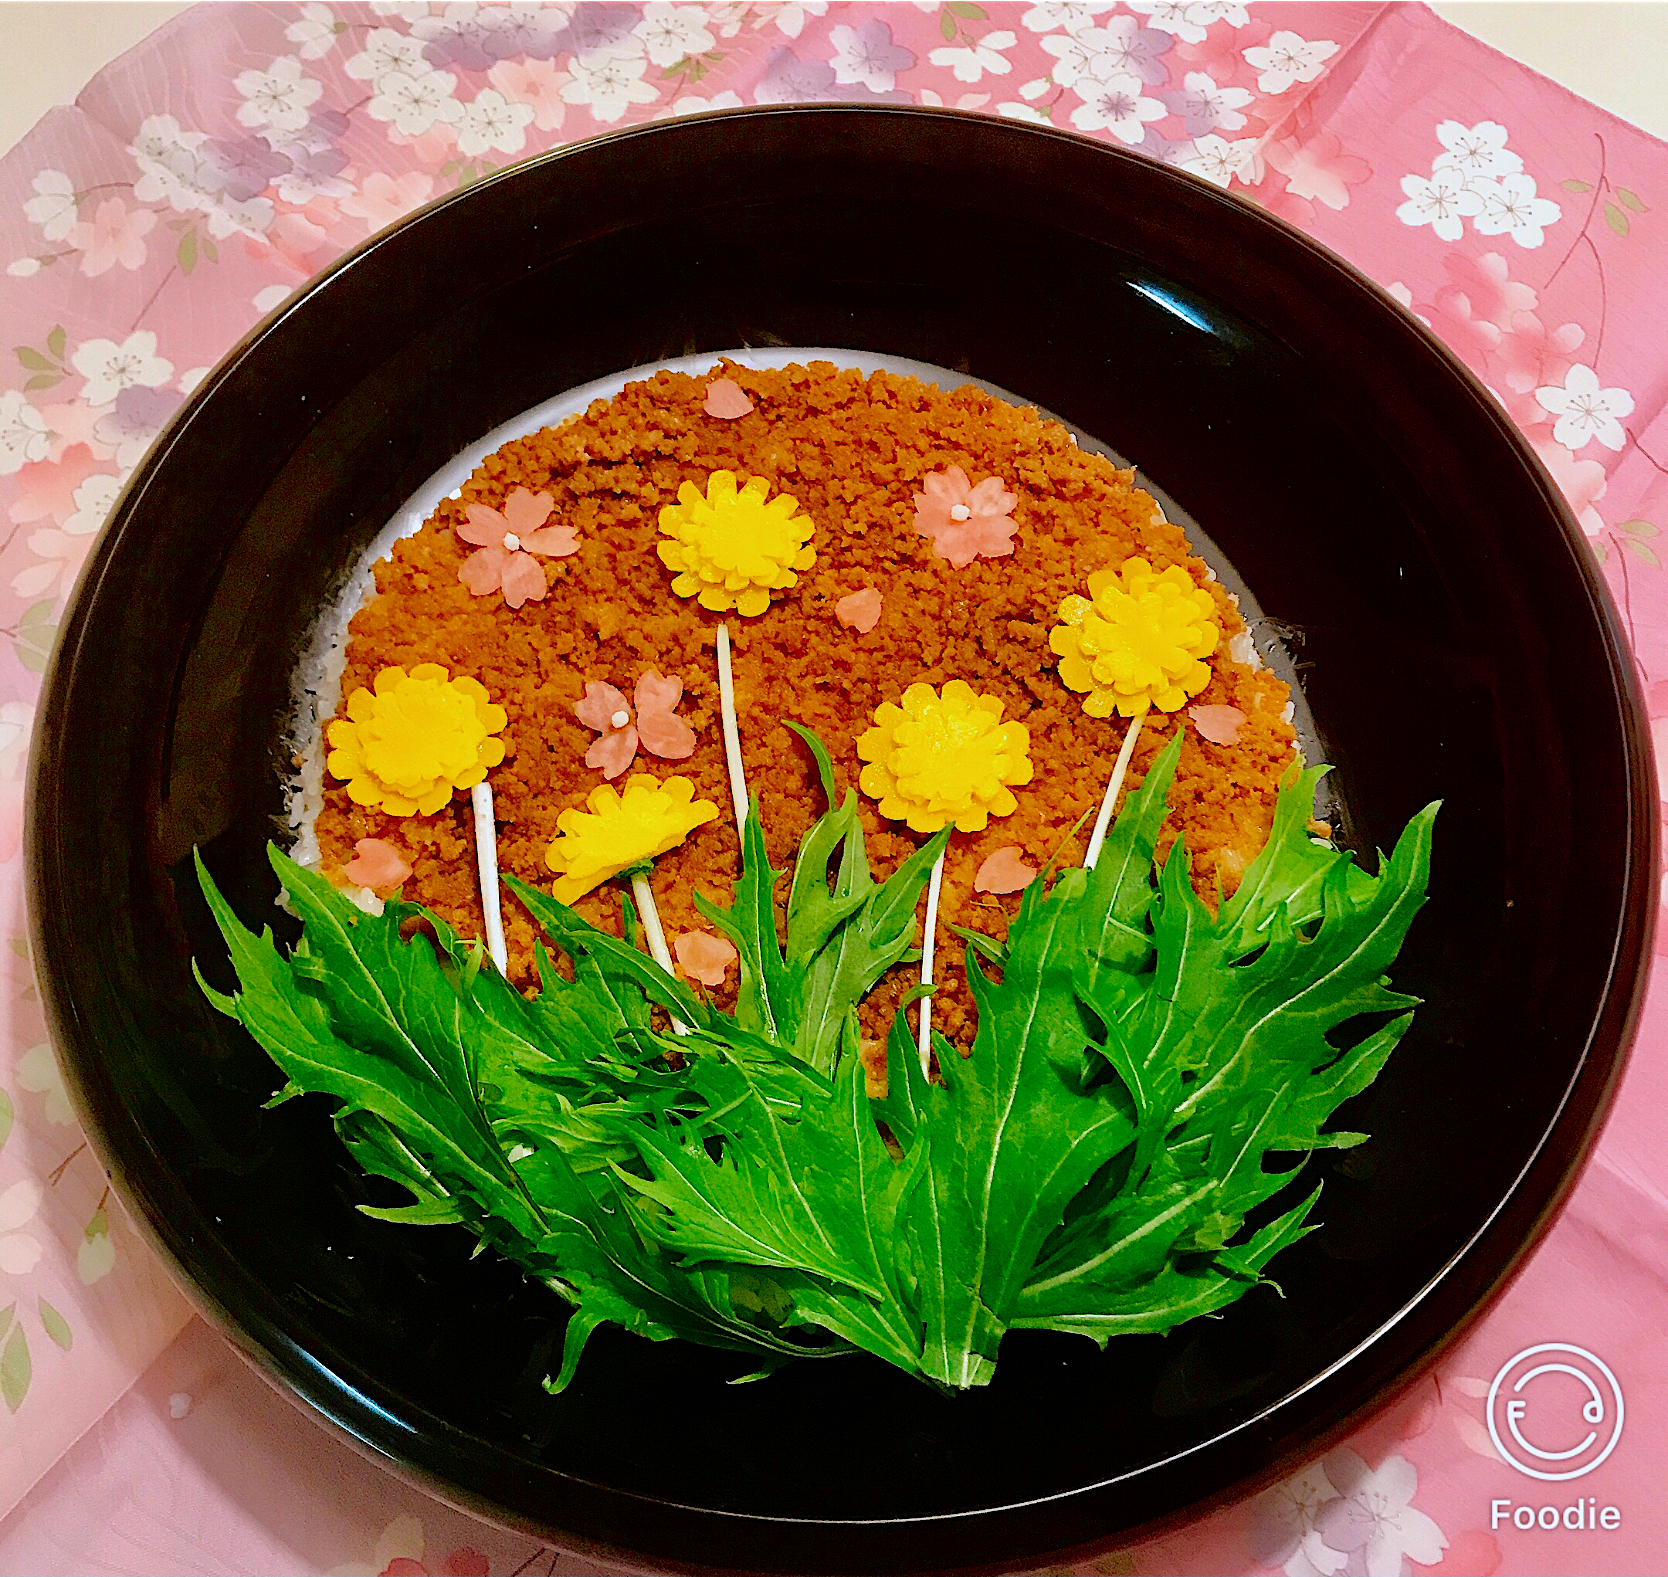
[67,198,157,277]
[342,837,413,893]
[12,524,94,599]
[974,845,1037,895]
[487,58,569,132]
[912,465,1019,568]
[6,443,100,527]
[1529,434,1607,537]
[1263,130,1370,212]
[1492,309,1583,406]
[457,486,576,608]
[835,586,883,633]
[704,377,754,419]
[574,670,696,778]
[674,928,737,986]
[341,170,436,229]
[1189,703,1245,744]
[1441,250,1537,332]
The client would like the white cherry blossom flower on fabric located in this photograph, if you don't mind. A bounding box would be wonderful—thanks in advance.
[1071,73,1166,143]
[71,331,174,408]
[234,55,324,134]
[370,0,430,20]
[919,89,992,109]
[1311,1452,1446,1577]
[253,284,293,314]
[7,259,40,278]
[1432,118,1522,180]
[340,169,435,227]
[16,1044,73,1125]
[1186,1,1249,25]
[1021,1,1116,32]
[996,101,1053,125]
[0,391,50,476]
[179,367,210,395]
[1535,363,1634,452]
[454,89,535,157]
[285,2,341,59]
[1396,168,1483,241]
[1127,0,1206,43]
[367,67,465,137]
[560,51,659,124]
[67,198,156,276]
[204,192,277,242]
[1242,30,1338,94]
[1043,18,1168,88]
[129,115,225,216]
[1178,132,1261,187]
[664,90,746,117]
[0,1180,43,1276]
[1170,70,1252,136]
[830,18,915,94]
[345,27,430,87]
[930,30,1017,84]
[636,2,715,69]
[1471,171,1561,247]
[23,169,77,241]
[763,1,827,39]
[1249,1461,1348,1577]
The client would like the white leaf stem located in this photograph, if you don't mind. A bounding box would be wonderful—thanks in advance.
[471,780,508,975]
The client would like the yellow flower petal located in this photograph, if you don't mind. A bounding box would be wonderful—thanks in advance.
[543,773,719,904]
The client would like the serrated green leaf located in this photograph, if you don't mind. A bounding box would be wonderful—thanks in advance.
[1617,187,1647,213]
[38,1299,71,1350]
[1,1325,29,1412]
[1561,178,1592,194]
[178,229,197,272]
[1604,202,1629,237]
[1618,519,1659,538]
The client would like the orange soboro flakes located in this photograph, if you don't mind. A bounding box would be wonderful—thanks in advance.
[312,361,1298,1047]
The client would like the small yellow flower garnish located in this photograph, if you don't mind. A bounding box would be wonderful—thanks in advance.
[1049,557,1221,718]
[326,663,507,817]
[544,773,719,905]
[857,680,1033,835]
[656,470,815,617]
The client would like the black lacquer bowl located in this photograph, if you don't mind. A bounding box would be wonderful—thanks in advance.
[28,108,1654,1575]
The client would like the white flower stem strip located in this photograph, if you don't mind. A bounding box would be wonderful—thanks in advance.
[716,621,749,834]
[917,847,946,1074]
[471,781,508,976]
[630,873,688,1037]
[1085,709,1147,871]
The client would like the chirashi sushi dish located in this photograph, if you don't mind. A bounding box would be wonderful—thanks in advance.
[197,361,1435,1391]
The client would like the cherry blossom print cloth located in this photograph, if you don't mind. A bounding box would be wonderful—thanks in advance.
[1,3,1666,1572]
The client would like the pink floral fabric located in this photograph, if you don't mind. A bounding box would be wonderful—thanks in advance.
[1,3,1666,1572]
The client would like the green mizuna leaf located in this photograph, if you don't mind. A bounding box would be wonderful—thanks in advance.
[195,718,1435,1393]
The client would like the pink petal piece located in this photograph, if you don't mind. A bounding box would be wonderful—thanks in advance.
[704,378,754,419]
[519,523,580,556]
[585,724,639,780]
[501,487,555,533]
[974,846,1038,895]
[1189,704,1246,746]
[835,587,883,633]
[574,681,631,732]
[343,838,412,894]
[634,670,696,758]
[459,503,509,548]
[499,550,548,608]
[459,544,509,595]
[674,929,738,986]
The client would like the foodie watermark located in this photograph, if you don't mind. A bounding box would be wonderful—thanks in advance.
[1487,1343,1625,1534]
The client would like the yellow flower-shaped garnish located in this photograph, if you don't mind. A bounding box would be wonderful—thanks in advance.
[857,680,1032,835]
[1049,557,1221,718]
[544,773,719,904]
[656,470,815,617]
[327,663,507,817]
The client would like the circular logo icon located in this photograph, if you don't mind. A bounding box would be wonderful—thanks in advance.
[1486,1343,1624,1481]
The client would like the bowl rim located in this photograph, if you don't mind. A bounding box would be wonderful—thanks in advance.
[27,103,1659,1569]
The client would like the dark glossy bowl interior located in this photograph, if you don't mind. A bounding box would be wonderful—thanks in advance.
[30,108,1652,1575]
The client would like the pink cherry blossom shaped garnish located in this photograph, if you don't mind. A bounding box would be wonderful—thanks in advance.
[574,670,697,779]
[704,378,754,419]
[912,464,1019,569]
[342,837,413,895]
[974,845,1037,895]
[674,928,737,986]
[457,486,577,609]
